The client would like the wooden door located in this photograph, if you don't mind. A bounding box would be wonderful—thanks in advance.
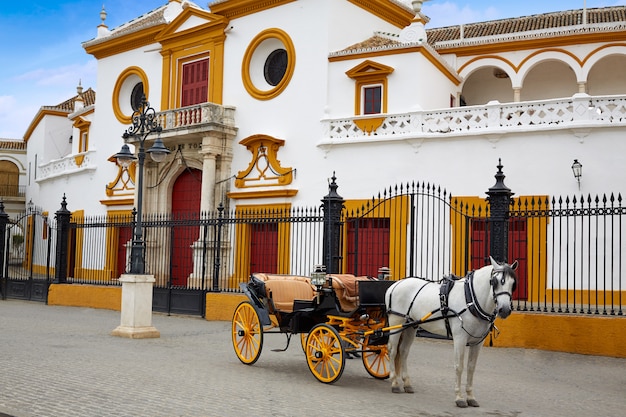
[171,169,201,286]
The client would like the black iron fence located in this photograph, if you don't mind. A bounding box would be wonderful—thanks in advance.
[2,164,624,316]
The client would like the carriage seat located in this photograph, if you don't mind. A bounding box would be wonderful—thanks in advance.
[251,273,316,313]
[328,274,372,312]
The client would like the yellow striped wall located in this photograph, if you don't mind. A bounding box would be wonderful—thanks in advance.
[47,284,624,358]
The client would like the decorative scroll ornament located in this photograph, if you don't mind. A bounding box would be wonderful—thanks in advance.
[235,134,294,188]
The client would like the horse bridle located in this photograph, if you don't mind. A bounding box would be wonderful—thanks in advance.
[465,267,516,323]
[490,266,517,301]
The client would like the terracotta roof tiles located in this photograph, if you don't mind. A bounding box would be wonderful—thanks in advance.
[54,88,96,111]
[426,6,626,46]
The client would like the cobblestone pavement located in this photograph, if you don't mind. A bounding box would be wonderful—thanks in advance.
[1,300,624,417]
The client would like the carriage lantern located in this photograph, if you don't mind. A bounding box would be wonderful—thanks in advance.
[311,264,327,287]
[377,266,391,280]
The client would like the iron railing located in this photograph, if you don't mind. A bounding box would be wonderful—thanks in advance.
[15,183,624,316]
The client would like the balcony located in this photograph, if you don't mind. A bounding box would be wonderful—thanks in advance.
[157,102,237,140]
[36,150,97,183]
[319,94,626,146]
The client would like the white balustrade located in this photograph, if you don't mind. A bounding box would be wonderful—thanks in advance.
[322,95,626,141]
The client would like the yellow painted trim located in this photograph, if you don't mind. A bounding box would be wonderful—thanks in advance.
[490,313,626,358]
[112,67,150,124]
[228,189,298,199]
[156,7,227,108]
[209,0,296,19]
[581,42,626,66]
[458,55,519,76]
[104,209,133,280]
[233,203,292,283]
[354,117,385,134]
[71,210,85,280]
[47,284,121,311]
[436,31,626,57]
[235,134,294,188]
[347,0,414,29]
[74,155,85,167]
[73,117,91,153]
[242,28,296,101]
[333,46,462,85]
[84,25,165,59]
[517,48,583,71]
[342,197,409,279]
[346,60,394,115]
[100,198,135,207]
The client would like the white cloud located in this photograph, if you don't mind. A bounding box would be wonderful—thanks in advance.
[15,59,96,89]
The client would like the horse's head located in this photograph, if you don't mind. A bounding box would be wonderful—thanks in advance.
[489,256,518,319]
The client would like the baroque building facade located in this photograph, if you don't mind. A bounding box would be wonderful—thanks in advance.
[22,0,626,285]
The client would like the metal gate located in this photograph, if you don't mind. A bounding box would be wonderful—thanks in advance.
[1,207,53,302]
[341,182,475,280]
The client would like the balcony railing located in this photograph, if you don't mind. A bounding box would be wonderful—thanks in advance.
[0,184,25,198]
[157,102,236,133]
[36,151,97,183]
[321,94,626,143]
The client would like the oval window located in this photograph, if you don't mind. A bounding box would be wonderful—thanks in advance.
[264,49,287,86]
[130,82,144,111]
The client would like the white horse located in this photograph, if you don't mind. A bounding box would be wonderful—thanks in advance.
[384,257,518,407]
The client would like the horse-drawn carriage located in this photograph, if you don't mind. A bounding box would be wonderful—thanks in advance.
[231,268,395,383]
[232,259,518,407]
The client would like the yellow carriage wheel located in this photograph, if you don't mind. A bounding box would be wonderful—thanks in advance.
[361,337,390,379]
[305,324,345,383]
[232,301,263,365]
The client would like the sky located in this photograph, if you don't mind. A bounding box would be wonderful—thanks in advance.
[1,0,625,139]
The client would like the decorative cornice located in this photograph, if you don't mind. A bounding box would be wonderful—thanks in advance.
[209,0,296,19]
[347,0,414,28]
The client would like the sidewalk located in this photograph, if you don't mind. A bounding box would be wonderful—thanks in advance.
[1,300,624,417]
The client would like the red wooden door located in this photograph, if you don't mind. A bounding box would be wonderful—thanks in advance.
[346,218,390,277]
[249,222,278,274]
[471,218,528,300]
[181,58,209,107]
[171,169,201,286]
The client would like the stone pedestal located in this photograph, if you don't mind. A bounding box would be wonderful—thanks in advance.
[111,274,160,339]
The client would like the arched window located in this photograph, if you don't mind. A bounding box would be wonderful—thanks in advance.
[0,160,19,196]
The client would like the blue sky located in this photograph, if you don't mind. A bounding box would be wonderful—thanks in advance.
[0,0,624,138]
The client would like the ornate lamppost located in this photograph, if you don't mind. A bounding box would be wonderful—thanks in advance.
[114,95,170,274]
[111,95,169,339]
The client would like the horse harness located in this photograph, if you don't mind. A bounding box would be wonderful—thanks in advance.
[387,268,513,343]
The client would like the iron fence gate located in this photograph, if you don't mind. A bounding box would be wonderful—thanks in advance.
[1,207,54,302]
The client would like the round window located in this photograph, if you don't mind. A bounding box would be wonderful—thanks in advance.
[264,49,287,86]
[130,82,144,111]
[242,29,295,100]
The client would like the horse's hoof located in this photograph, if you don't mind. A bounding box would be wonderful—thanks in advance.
[404,386,415,394]
[467,399,480,407]
[391,387,401,394]
[456,399,468,408]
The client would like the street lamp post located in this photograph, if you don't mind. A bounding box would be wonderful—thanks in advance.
[111,95,169,339]
[114,95,169,274]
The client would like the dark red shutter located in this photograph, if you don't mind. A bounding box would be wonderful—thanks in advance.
[181,59,209,107]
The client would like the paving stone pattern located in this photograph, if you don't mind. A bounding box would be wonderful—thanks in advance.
[0,300,624,417]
